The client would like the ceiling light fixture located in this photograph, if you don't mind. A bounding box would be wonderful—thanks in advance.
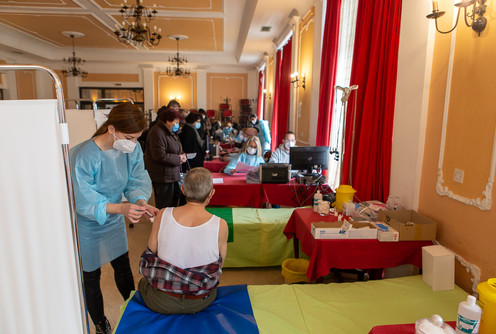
[166,35,190,78]
[114,0,162,47]
[61,31,88,78]
[426,0,488,36]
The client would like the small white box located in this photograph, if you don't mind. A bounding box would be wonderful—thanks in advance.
[372,222,399,242]
[422,245,454,291]
[311,221,348,239]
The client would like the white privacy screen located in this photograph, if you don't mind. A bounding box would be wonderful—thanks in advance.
[0,99,85,333]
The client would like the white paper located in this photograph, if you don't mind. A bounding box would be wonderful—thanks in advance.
[235,161,256,173]
[213,178,224,184]
[186,153,197,159]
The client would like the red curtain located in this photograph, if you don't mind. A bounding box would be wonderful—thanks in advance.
[271,37,292,151]
[256,70,264,119]
[316,0,342,147]
[341,0,402,202]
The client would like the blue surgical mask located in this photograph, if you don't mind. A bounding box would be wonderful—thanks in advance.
[172,123,179,132]
[195,122,201,129]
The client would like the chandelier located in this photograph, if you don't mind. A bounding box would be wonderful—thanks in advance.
[114,0,162,47]
[166,35,190,77]
[61,31,88,78]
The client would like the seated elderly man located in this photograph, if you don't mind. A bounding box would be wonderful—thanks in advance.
[138,167,229,314]
[269,131,296,164]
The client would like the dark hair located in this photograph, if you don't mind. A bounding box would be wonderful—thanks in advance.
[166,100,181,109]
[185,112,200,124]
[232,122,239,130]
[198,108,206,115]
[285,131,295,137]
[250,114,257,119]
[157,105,167,119]
[159,108,182,123]
[93,102,146,137]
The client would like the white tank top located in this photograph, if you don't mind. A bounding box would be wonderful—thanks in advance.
[157,207,220,269]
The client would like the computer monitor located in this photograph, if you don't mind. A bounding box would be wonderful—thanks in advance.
[290,146,329,173]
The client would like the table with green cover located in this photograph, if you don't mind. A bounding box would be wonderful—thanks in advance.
[206,207,296,267]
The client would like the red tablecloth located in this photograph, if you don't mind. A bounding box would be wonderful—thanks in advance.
[283,208,433,281]
[209,173,263,208]
[368,321,455,333]
[262,183,332,207]
[203,158,229,173]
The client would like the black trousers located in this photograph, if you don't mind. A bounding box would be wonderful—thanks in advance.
[153,181,182,209]
[82,252,134,325]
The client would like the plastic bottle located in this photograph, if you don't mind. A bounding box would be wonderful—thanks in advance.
[313,190,322,212]
[456,295,481,334]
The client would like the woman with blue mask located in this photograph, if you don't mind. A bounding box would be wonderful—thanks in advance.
[145,108,187,209]
[179,112,205,168]
[224,136,265,175]
[70,102,157,334]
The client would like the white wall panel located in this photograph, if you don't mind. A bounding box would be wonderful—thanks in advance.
[0,99,85,333]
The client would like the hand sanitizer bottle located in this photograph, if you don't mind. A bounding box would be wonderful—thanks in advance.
[313,190,322,212]
[456,295,481,333]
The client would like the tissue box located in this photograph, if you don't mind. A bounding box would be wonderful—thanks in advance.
[371,222,399,242]
[311,221,378,239]
[422,245,454,291]
[378,210,437,241]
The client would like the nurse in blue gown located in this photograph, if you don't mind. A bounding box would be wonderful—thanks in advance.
[224,136,265,174]
[70,102,157,334]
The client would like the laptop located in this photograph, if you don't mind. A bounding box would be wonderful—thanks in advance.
[260,163,291,184]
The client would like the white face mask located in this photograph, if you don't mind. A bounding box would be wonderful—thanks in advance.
[113,133,136,153]
[251,119,257,125]
[284,140,296,150]
[247,147,257,155]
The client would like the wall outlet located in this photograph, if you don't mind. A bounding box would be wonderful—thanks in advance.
[454,168,464,184]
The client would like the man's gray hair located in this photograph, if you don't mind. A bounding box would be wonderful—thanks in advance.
[182,167,213,203]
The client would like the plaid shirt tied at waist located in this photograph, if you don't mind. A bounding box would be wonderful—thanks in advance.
[139,248,222,295]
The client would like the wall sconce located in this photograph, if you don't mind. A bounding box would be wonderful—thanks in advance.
[169,95,181,101]
[426,0,487,36]
[263,89,272,100]
[290,72,306,89]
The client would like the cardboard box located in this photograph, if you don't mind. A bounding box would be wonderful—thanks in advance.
[311,221,378,240]
[377,210,437,241]
[422,245,454,291]
[371,222,399,242]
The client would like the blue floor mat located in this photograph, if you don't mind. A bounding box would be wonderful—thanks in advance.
[115,285,259,334]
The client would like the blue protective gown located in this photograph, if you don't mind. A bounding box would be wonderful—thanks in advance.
[70,139,152,272]
[224,152,264,174]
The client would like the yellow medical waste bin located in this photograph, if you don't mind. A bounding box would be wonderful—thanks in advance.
[477,278,496,334]
[335,185,356,212]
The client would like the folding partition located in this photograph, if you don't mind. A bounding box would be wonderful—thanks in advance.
[0,65,89,334]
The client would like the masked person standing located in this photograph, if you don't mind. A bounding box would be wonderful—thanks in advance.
[145,108,187,209]
[249,113,271,152]
[70,102,158,334]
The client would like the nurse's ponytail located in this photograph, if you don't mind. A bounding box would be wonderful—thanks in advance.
[92,102,147,137]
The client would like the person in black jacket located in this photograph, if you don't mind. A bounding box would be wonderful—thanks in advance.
[179,112,205,169]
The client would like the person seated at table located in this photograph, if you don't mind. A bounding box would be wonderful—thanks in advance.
[224,136,264,175]
[269,131,296,164]
[138,167,229,315]
[222,121,233,138]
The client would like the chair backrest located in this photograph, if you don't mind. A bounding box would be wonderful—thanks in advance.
[206,109,216,118]
[189,109,198,113]
[222,110,233,117]
[219,103,230,111]
[240,99,250,106]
